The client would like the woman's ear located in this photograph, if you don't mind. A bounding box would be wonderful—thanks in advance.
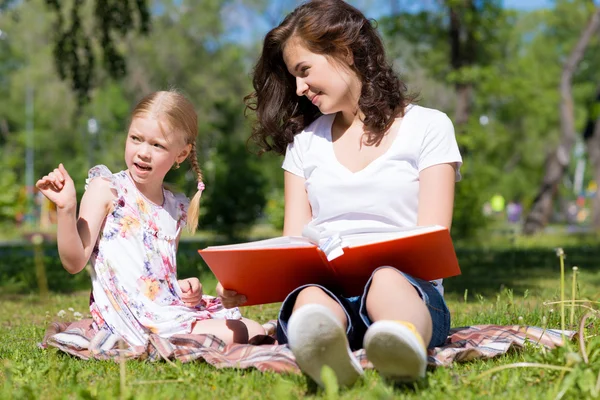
[344,48,354,66]
[177,144,192,163]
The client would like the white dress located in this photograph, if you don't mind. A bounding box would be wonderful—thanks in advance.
[86,165,241,347]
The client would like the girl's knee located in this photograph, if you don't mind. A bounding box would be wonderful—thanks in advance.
[242,318,266,338]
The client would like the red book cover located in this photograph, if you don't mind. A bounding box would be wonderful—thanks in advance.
[198,226,461,306]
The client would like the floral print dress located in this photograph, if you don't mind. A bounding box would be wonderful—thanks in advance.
[86,165,241,347]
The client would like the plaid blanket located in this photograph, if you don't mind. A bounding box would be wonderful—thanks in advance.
[40,319,574,373]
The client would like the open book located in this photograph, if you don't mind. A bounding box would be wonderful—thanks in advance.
[198,225,461,306]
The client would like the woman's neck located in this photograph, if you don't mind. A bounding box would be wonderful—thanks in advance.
[335,107,364,128]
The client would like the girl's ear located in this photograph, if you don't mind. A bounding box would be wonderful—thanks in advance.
[177,144,192,163]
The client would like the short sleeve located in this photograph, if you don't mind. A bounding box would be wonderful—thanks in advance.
[85,164,124,205]
[175,193,190,228]
[86,165,116,190]
[282,139,305,178]
[418,113,463,181]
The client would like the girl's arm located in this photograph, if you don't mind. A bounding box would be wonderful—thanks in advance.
[417,163,457,229]
[283,171,312,236]
[37,164,113,274]
[176,233,203,307]
[59,178,113,274]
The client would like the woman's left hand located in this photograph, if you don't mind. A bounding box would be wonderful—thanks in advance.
[178,278,203,307]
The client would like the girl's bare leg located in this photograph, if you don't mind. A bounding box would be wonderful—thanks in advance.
[190,318,265,344]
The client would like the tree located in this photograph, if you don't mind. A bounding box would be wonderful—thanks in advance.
[44,0,150,105]
[382,1,507,239]
[384,0,505,129]
[583,86,600,229]
[523,5,600,235]
[201,140,267,240]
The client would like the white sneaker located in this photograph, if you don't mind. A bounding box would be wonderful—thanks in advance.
[363,320,427,382]
[287,304,364,388]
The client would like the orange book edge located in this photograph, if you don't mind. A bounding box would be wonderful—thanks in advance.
[198,226,461,306]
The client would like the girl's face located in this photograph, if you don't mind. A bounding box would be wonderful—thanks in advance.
[283,36,361,116]
[124,116,190,189]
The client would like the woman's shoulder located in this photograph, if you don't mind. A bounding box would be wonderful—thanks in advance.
[406,104,451,123]
[295,114,334,138]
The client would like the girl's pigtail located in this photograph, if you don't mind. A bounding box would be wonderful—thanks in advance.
[186,141,204,234]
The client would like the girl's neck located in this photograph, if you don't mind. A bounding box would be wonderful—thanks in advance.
[127,171,165,206]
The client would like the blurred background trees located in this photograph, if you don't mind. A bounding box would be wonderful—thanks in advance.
[1,0,599,241]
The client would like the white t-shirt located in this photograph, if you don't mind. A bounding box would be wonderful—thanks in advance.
[283,104,462,233]
[282,105,462,294]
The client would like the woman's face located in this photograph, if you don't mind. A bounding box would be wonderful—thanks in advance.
[282,36,361,116]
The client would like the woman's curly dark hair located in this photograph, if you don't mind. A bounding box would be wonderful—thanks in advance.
[245,0,416,155]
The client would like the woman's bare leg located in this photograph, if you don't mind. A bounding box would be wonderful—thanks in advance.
[365,268,432,344]
[292,286,347,327]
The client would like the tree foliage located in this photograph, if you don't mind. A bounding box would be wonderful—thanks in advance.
[44,0,150,105]
[201,140,267,239]
[2,0,600,238]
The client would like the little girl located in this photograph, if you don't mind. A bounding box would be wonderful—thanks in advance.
[37,90,264,347]
[221,0,462,388]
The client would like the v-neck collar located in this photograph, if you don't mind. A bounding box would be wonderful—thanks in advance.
[325,105,413,176]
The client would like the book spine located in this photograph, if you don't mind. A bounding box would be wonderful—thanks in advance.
[316,248,338,282]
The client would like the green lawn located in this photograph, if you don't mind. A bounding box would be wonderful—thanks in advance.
[2,260,600,400]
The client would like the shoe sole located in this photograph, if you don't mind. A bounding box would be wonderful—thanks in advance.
[287,304,363,388]
[364,321,427,382]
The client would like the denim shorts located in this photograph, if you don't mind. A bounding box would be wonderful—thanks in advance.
[276,266,450,351]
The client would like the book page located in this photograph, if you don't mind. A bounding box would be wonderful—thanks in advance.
[203,236,314,250]
[340,225,444,248]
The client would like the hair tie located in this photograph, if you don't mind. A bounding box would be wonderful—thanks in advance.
[197,181,205,192]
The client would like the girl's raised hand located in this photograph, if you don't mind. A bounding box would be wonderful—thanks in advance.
[36,163,77,210]
[179,277,203,307]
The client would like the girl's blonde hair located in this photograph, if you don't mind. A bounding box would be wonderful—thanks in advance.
[130,90,203,234]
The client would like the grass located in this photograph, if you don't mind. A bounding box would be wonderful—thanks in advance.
[2,257,600,400]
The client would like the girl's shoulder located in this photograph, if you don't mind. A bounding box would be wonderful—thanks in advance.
[163,188,190,213]
[85,164,131,198]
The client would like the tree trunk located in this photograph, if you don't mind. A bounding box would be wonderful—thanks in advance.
[587,116,600,229]
[454,83,472,126]
[522,7,600,235]
[448,2,474,128]
[583,85,600,229]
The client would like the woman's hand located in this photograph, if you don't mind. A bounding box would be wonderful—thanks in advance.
[216,282,247,309]
[178,277,203,307]
[36,164,77,211]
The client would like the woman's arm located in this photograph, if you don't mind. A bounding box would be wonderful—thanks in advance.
[283,171,312,236]
[417,163,457,229]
